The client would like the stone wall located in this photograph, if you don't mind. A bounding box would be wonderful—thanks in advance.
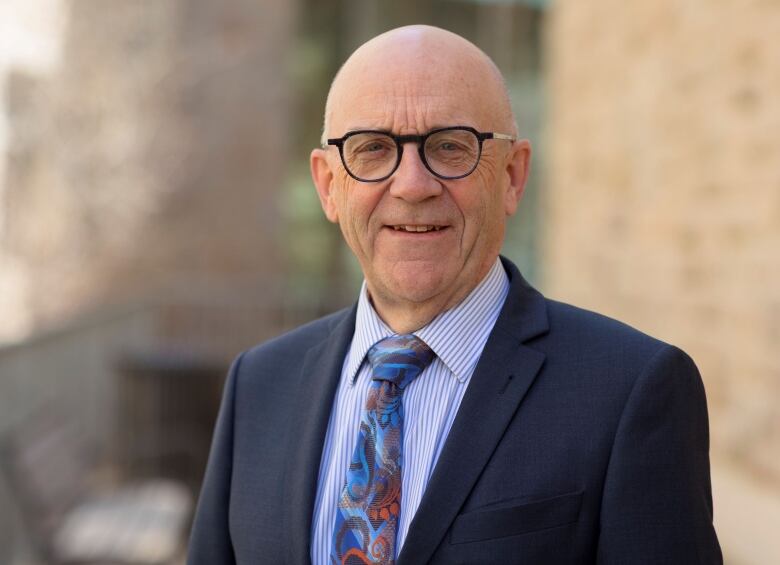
[544,1,780,483]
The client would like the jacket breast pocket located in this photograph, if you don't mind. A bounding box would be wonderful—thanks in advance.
[450,490,583,545]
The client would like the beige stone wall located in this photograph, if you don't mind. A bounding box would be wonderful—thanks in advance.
[544,0,780,483]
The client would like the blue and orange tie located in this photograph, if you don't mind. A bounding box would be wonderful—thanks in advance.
[330,334,435,564]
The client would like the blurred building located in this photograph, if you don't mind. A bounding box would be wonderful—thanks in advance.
[0,1,301,561]
[546,0,779,486]
[2,0,294,333]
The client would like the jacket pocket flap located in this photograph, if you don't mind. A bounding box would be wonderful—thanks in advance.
[450,490,583,544]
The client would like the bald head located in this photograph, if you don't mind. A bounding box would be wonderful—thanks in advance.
[321,25,516,144]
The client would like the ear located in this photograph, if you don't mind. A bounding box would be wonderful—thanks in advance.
[310,148,339,223]
[503,139,531,216]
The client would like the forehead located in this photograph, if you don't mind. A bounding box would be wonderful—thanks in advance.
[330,52,499,135]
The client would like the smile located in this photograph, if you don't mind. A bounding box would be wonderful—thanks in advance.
[390,225,445,233]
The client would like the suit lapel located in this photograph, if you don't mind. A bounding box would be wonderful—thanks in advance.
[283,307,356,565]
[398,260,549,564]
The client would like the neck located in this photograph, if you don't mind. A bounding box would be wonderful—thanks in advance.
[370,299,448,334]
[367,279,481,335]
[365,256,500,334]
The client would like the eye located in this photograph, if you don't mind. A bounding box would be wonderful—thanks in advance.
[430,139,468,154]
[363,142,387,152]
[351,137,394,155]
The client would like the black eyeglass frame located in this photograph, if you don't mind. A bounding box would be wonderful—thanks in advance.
[326,125,516,183]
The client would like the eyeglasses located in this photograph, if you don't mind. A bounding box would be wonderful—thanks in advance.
[326,126,516,183]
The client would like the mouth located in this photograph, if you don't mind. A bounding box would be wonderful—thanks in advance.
[388,224,447,233]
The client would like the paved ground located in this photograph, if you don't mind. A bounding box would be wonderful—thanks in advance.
[712,458,780,564]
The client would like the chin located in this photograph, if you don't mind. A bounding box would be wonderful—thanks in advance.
[383,262,451,304]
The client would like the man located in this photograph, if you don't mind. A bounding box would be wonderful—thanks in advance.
[188,26,722,564]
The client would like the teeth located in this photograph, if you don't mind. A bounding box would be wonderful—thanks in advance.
[392,225,442,232]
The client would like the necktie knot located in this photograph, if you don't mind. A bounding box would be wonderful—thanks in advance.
[367,334,435,391]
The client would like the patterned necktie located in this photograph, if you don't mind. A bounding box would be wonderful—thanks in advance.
[330,334,435,565]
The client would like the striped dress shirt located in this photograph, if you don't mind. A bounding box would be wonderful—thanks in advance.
[310,258,510,563]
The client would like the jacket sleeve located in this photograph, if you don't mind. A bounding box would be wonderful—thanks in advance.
[597,345,722,564]
[187,353,244,565]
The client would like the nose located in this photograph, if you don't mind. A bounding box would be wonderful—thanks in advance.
[387,142,443,202]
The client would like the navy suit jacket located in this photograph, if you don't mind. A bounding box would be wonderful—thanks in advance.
[188,258,722,564]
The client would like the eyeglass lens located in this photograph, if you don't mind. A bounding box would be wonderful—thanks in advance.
[342,129,480,181]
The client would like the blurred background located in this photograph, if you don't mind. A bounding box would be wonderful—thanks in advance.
[0,0,777,563]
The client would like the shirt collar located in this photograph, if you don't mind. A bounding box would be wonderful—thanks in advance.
[345,257,510,385]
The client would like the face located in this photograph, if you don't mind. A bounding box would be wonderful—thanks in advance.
[311,35,530,316]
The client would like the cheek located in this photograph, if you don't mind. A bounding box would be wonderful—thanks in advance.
[332,174,361,219]
[461,169,501,221]
[453,168,507,247]
[334,180,383,248]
